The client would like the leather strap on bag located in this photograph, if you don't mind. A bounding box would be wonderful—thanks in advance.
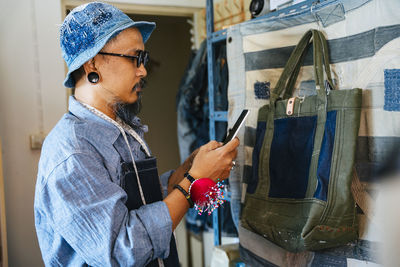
[351,168,374,221]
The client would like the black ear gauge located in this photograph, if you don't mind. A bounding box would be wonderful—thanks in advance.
[87,72,100,84]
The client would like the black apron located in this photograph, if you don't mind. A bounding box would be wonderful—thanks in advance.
[120,157,179,267]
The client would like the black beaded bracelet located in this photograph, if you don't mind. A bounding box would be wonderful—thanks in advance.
[173,184,194,208]
[184,172,196,183]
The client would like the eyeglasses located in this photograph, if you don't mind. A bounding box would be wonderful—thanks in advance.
[98,50,149,68]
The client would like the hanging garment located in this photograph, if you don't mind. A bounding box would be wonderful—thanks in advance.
[176,40,236,237]
[176,41,209,162]
[176,41,229,162]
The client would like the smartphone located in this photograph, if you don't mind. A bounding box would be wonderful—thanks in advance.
[223,109,250,145]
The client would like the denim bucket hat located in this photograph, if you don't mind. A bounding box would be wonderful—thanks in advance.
[60,2,156,88]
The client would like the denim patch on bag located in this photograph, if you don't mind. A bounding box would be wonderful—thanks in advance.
[384,69,400,111]
[269,115,317,198]
[314,111,337,201]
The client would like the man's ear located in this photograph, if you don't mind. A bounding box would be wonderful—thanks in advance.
[82,58,102,84]
[82,58,98,76]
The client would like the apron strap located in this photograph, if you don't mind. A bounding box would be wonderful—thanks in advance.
[116,117,151,157]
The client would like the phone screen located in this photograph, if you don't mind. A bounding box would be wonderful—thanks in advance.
[223,109,249,145]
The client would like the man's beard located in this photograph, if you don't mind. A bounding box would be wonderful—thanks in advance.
[113,79,145,126]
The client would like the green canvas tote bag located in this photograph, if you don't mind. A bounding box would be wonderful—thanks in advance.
[241,29,362,252]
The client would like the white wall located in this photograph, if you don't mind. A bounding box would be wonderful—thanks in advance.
[0,0,66,266]
[0,0,205,266]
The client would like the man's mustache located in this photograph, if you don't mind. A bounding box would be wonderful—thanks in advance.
[114,79,146,125]
[132,79,146,92]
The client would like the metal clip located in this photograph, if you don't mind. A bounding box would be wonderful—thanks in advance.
[286,97,296,116]
[297,96,305,117]
[325,80,331,95]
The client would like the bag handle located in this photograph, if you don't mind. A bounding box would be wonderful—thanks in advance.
[285,30,335,99]
[313,30,336,92]
[271,30,313,102]
[273,30,336,101]
[283,30,336,99]
[317,30,335,91]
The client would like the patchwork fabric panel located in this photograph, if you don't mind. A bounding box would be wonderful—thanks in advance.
[314,111,338,201]
[315,3,345,27]
[227,0,400,265]
[269,115,317,199]
[384,69,400,111]
[254,81,271,99]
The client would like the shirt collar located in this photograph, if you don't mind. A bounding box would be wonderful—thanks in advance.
[68,96,122,144]
[68,96,148,144]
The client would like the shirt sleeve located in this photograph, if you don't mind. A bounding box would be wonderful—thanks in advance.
[38,152,173,267]
[159,170,174,198]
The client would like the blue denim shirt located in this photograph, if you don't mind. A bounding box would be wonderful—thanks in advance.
[34,96,173,266]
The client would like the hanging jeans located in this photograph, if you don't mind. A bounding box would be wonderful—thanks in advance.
[177,40,236,237]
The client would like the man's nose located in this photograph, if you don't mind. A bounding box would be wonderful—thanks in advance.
[137,63,147,77]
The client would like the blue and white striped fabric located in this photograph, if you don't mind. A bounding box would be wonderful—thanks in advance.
[226,0,400,265]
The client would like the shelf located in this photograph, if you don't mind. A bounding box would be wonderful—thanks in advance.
[211,111,228,122]
[209,29,228,43]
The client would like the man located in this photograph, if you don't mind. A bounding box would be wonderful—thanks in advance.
[34,2,239,266]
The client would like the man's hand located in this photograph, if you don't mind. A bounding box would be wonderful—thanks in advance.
[188,138,239,182]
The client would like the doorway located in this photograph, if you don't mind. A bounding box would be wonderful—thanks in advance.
[128,14,192,175]
[128,13,194,267]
